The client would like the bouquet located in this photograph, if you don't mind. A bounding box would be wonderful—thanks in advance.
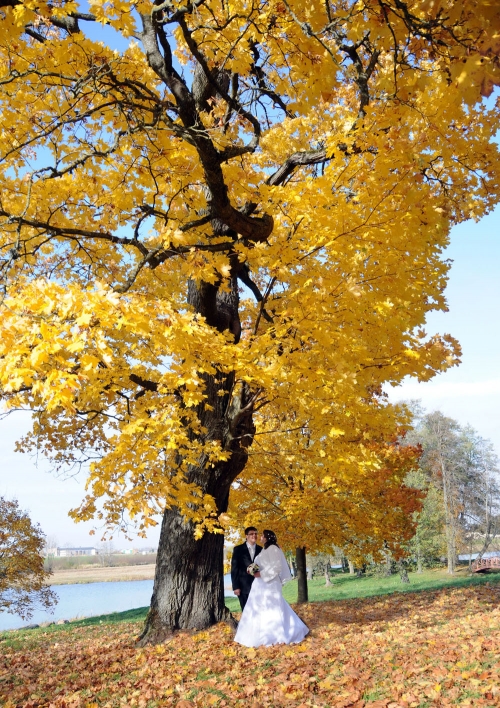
[247,562,260,576]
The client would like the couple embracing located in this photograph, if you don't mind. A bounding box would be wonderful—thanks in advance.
[230,527,309,647]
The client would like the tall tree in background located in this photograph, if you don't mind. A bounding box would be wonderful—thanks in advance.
[0,1,499,640]
[407,411,500,572]
[456,427,500,561]
[406,468,446,573]
[0,497,57,619]
[417,412,462,573]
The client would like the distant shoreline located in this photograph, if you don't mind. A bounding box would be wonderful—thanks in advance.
[46,564,234,587]
[46,563,157,585]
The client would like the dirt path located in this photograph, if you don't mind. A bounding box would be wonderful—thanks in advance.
[46,564,156,585]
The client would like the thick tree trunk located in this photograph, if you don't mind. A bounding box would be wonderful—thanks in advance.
[139,274,257,644]
[139,400,254,643]
[296,547,308,603]
[348,559,355,575]
[138,509,231,644]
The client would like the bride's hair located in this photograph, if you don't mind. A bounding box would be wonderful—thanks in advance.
[263,530,279,549]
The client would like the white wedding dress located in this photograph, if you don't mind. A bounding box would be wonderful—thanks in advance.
[234,544,309,647]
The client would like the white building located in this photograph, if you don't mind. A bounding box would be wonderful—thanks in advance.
[54,546,99,557]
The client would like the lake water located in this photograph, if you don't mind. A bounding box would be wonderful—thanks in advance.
[458,551,500,561]
[0,574,234,632]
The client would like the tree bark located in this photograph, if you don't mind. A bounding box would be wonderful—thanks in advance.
[295,547,308,603]
[324,566,331,586]
[139,389,255,643]
[138,509,231,644]
[138,275,257,643]
[348,559,355,575]
[398,560,410,584]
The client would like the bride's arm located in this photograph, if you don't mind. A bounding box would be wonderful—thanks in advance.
[258,546,282,583]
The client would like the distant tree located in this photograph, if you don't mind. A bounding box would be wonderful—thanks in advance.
[406,412,464,573]
[406,469,446,573]
[455,428,500,564]
[42,534,59,573]
[42,535,58,557]
[0,498,57,619]
[98,540,116,568]
[406,410,500,573]
[308,552,335,586]
[230,431,423,599]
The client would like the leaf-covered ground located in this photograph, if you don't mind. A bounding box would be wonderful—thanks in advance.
[1,582,499,708]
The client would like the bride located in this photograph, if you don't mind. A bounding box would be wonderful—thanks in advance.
[234,530,309,647]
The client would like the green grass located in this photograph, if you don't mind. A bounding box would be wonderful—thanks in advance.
[221,567,500,612]
[2,567,499,643]
[280,566,500,604]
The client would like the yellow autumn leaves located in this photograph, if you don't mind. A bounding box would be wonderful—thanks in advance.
[0,0,499,548]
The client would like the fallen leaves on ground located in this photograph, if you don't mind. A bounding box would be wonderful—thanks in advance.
[1,583,499,707]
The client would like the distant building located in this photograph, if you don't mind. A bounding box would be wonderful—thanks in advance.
[53,547,99,557]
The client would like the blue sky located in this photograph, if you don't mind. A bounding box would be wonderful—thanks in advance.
[387,206,500,452]
[1,205,498,548]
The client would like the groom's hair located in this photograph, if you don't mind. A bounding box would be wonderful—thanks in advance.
[244,526,257,535]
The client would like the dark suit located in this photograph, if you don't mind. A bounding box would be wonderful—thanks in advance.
[230,542,262,610]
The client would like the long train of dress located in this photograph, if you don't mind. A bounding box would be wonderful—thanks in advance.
[234,544,309,647]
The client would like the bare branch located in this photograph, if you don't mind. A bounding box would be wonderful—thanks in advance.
[0,211,150,258]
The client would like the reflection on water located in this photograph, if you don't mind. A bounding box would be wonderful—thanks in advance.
[0,574,234,631]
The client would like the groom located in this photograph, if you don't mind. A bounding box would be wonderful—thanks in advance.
[230,526,262,610]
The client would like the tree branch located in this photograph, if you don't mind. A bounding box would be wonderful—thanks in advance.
[140,14,273,243]
[0,212,150,258]
[129,373,159,392]
[267,148,328,187]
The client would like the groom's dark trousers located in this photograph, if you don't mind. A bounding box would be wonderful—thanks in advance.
[230,542,262,610]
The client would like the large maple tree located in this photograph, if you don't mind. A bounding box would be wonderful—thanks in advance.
[0,0,499,641]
